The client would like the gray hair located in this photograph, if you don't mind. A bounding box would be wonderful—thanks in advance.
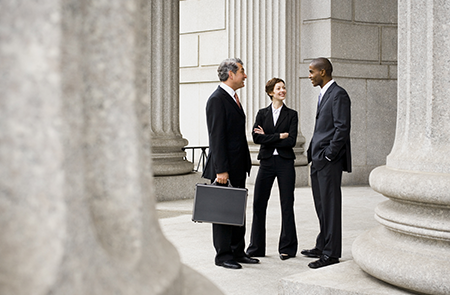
[217,58,243,82]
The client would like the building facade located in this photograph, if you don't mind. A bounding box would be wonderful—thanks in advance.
[1,0,449,294]
[179,0,398,186]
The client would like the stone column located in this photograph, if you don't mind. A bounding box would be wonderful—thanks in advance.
[228,0,308,185]
[353,0,450,294]
[150,0,193,176]
[0,0,222,294]
[0,1,65,293]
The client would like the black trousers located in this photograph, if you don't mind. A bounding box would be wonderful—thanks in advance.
[212,177,247,264]
[310,158,343,258]
[247,156,297,257]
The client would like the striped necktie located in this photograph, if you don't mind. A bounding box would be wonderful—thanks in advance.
[234,93,241,108]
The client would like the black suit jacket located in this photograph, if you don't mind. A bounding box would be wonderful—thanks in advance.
[307,82,352,172]
[253,104,298,160]
[202,86,252,181]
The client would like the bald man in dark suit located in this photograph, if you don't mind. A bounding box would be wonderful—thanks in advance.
[302,57,352,269]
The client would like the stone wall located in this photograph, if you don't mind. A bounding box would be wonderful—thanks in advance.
[299,0,398,184]
[179,0,227,151]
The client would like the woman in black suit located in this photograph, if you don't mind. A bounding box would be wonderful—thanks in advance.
[246,78,298,260]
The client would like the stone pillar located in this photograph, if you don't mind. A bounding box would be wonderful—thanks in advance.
[228,0,308,185]
[0,0,222,294]
[151,0,202,202]
[353,0,450,294]
[150,0,193,176]
[0,1,65,293]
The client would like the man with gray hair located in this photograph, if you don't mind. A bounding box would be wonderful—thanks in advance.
[202,58,258,269]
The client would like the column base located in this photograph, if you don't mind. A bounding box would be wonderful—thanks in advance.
[151,136,194,176]
[154,172,203,202]
[370,165,450,206]
[152,159,194,176]
[353,226,450,295]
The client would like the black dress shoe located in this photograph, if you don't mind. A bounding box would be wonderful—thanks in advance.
[236,256,260,264]
[215,260,242,269]
[308,255,339,269]
[279,253,294,260]
[301,248,322,258]
[246,252,265,258]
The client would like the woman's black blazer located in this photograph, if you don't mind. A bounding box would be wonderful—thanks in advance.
[252,103,298,160]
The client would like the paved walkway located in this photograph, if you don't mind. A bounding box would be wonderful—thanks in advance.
[157,184,387,295]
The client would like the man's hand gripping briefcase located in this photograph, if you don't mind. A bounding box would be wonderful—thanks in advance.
[192,180,248,226]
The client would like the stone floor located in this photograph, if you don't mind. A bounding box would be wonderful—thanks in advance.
[157,184,415,295]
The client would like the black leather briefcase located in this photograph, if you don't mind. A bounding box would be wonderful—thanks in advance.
[192,181,248,226]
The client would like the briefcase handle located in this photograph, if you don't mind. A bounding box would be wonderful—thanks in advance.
[212,179,233,187]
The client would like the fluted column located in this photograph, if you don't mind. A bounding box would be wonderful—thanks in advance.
[150,0,193,176]
[228,0,308,167]
[353,0,450,294]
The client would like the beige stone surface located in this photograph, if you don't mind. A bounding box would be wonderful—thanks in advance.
[180,34,199,67]
[154,172,204,202]
[280,261,412,295]
[158,185,408,295]
[354,1,450,294]
[354,0,397,23]
[331,23,380,61]
[180,0,226,34]
[0,0,221,294]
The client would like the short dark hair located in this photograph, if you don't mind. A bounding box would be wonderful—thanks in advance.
[217,58,243,82]
[265,77,285,100]
[311,57,333,76]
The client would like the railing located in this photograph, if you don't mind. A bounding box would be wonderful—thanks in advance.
[182,146,208,172]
